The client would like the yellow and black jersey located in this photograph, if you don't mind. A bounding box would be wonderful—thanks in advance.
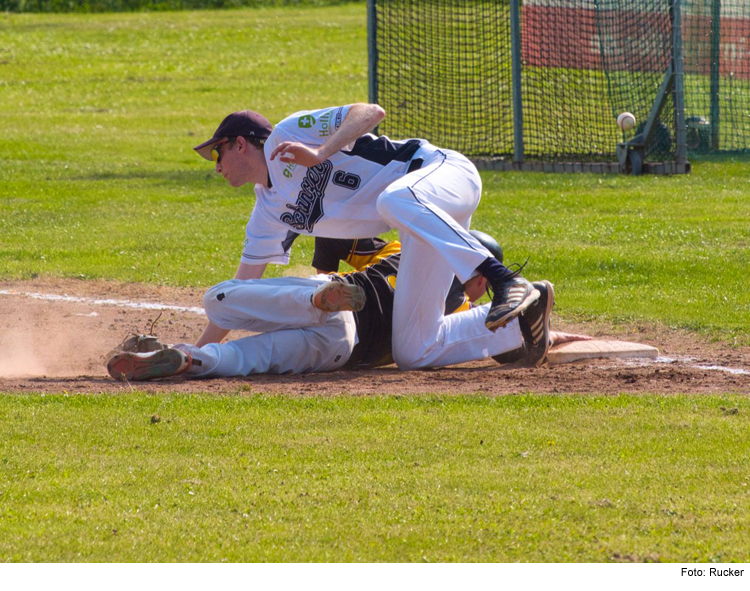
[334,252,401,369]
[312,237,401,273]
[446,277,471,314]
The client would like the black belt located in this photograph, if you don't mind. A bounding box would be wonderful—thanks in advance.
[407,157,423,174]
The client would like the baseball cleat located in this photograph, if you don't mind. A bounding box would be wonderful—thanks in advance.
[490,345,527,366]
[485,276,540,331]
[312,280,366,313]
[492,280,554,367]
[107,348,193,381]
[519,280,554,367]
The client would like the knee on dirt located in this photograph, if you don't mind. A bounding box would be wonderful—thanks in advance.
[392,343,432,371]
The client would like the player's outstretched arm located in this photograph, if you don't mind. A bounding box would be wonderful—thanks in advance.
[196,320,231,347]
[270,103,386,167]
[550,331,593,347]
[235,262,267,280]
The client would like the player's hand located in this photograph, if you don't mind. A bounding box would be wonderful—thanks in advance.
[549,331,593,347]
[269,141,324,167]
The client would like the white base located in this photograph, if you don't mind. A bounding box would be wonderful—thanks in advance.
[548,339,659,366]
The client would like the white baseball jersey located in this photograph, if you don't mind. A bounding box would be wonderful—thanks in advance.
[242,105,440,266]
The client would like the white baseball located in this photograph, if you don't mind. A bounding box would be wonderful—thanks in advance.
[617,112,636,131]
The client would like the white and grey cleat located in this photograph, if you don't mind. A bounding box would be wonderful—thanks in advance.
[485,276,540,331]
[106,348,194,381]
[312,281,366,313]
[492,280,554,368]
[521,280,555,367]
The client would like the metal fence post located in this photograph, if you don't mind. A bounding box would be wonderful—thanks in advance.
[672,0,688,166]
[367,0,378,107]
[710,0,721,151]
[510,0,524,164]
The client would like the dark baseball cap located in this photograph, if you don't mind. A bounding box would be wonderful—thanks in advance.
[193,110,274,161]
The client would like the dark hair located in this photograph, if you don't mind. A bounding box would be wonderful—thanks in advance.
[228,135,266,150]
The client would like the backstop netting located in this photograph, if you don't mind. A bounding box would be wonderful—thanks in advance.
[372,0,514,158]
[522,0,676,163]
[683,0,750,154]
[371,0,749,170]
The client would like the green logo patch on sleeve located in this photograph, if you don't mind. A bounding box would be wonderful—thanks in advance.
[298,115,316,128]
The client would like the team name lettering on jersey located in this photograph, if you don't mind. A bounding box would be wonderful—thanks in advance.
[318,110,333,137]
[282,162,298,178]
[280,160,333,232]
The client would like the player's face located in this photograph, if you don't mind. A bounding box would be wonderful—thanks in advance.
[214,138,241,184]
[215,137,268,188]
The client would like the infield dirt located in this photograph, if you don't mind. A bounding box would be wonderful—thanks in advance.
[1,278,747,396]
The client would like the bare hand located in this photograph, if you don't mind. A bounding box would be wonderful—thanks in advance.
[269,141,323,167]
[550,331,593,347]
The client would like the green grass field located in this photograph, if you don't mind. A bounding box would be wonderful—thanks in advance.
[2,393,749,562]
[1,6,749,562]
[1,7,748,341]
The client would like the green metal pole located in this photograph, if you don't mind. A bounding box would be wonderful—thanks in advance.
[710,0,721,151]
[367,0,378,106]
[672,0,688,166]
[510,0,524,163]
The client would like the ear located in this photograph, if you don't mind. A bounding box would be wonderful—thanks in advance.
[235,136,249,152]
[464,274,488,303]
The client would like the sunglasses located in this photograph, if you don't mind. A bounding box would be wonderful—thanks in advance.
[211,139,232,164]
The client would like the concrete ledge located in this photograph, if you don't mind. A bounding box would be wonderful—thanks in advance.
[472,159,691,175]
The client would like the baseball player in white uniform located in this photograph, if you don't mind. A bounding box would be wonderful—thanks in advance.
[188,104,539,370]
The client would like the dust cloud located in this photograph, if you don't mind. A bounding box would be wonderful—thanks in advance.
[0,329,50,377]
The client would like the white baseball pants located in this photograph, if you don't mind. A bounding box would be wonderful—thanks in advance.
[173,276,523,377]
[174,276,358,377]
[375,148,523,369]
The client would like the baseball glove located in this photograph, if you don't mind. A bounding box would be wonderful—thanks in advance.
[116,333,167,353]
[105,333,168,362]
[105,313,168,361]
